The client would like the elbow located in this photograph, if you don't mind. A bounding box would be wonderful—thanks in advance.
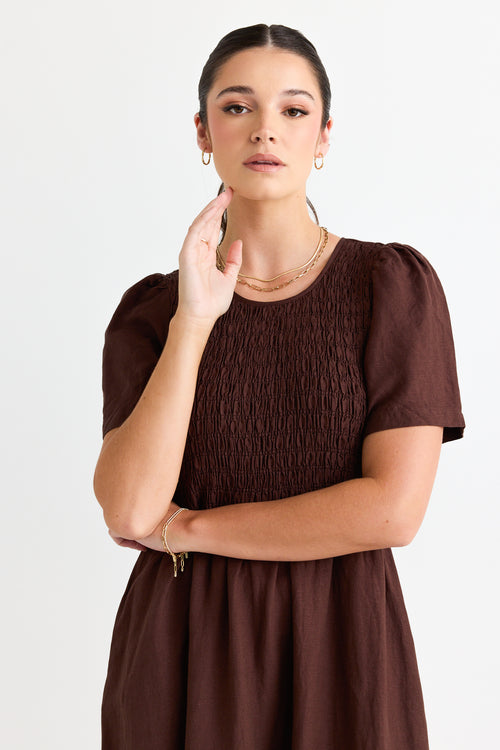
[93,466,143,539]
[373,480,428,549]
[93,472,134,539]
[93,455,173,540]
[386,495,428,548]
[99,491,164,540]
[377,518,414,549]
[102,507,153,541]
[100,496,163,540]
[95,479,168,540]
[390,523,419,548]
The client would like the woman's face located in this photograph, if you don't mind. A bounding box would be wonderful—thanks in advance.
[195,47,332,202]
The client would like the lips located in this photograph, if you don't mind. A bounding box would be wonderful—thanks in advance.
[243,152,284,166]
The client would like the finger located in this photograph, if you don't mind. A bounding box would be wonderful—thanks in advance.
[205,205,226,250]
[194,215,223,253]
[185,191,232,254]
[192,188,232,228]
[200,192,233,248]
[123,540,147,551]
[222,239,243,277]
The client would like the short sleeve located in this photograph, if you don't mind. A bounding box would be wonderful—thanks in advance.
[101,272,177,438]
[362,242,465,444]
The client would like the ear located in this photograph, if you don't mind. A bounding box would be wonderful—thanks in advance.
[194,113,212,153]
[315,116,333,159]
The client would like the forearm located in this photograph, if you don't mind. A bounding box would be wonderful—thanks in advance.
[184,476,411,562]
[94,312,214,539]
[132,427,438,560]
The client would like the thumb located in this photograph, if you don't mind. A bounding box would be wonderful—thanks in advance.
[222,239,243,280]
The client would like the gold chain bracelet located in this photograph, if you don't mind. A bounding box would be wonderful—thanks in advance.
[161,508,189,577]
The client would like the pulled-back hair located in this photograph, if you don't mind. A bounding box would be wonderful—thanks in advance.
[197,24,332,241]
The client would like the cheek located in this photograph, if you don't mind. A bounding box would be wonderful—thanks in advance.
[295,121,321,153]
[210,114,241,147]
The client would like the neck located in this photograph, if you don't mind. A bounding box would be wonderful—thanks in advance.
[217,191,323,279]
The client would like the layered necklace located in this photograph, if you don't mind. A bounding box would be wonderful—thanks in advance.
[215,226,329,293]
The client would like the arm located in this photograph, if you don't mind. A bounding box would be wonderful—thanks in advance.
[161,425,443,561]
[94,189,244,541]
[93,312,214,540]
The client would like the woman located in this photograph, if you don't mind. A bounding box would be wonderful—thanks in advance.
[94,23,465,749]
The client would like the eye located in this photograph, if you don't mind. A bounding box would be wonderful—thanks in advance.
[222,104,309,117]
[222,104,249,114]
[285,108,308,118]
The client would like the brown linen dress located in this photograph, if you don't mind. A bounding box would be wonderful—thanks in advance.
[100,237,465,750]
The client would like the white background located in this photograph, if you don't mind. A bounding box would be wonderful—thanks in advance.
[1,1,498,748]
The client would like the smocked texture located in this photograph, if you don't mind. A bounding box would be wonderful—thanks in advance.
[100,237,465,749]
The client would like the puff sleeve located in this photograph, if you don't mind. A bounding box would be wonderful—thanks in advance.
[362,242,465,444]
[101,272,177,438]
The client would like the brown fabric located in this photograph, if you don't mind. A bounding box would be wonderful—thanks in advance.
[100,237,465,749]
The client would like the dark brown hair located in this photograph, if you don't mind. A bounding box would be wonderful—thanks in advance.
[197,24,332,241]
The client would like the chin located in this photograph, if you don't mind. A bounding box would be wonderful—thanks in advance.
[223,180,292,203]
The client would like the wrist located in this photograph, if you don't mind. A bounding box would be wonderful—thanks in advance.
[163,507,198,554]
[180,508,197,552]
[170,311,215,340]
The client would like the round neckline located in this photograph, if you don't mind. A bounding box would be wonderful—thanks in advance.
[232,236,349,308]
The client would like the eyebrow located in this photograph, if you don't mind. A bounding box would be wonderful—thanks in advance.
[215,85,315,102]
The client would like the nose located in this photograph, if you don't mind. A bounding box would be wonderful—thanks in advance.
[252,131,276,144]
[250,112,277,144]
[253,134,275,144]
[251,128,276,143]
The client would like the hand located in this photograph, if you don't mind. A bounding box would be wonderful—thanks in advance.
[176,186,243,325]
[107,529,149,551]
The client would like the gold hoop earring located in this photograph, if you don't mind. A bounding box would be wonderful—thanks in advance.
[314,153,324,170]
[202,149,211,165]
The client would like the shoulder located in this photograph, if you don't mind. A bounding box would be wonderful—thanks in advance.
[336,237,451,324]
[373,240,439,277]
[112,269,178,314]
[347,239,453,330]
[345,237,444,293]
[106,269,179,336]
[346,237,437,273]
[116,269,178,306]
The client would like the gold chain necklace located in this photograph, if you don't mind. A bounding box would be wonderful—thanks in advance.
[215,227,329,293]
